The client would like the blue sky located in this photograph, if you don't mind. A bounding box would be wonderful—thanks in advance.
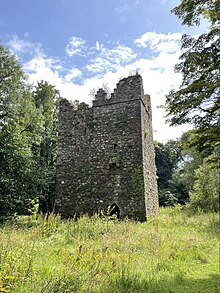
[0,0,207,142]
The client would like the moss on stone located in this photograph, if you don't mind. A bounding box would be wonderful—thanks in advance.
[131,165,145,198]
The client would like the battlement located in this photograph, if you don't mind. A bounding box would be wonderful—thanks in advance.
[93,74,144,107]
[61,75,148,113]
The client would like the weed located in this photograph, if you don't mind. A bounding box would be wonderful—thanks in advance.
[0,208,218,292]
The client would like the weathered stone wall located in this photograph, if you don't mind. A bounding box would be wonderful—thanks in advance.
[141,95,159,217]
[55,74,159,220]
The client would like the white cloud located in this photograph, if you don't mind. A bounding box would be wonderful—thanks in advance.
[24,54,62,86]
[86,45,136,73]
[65,68,82,82]
[95,41,104,51]
[7,34,35,53]
[65,36,86,57]
[9,31,191,142]
[134,32,182,53]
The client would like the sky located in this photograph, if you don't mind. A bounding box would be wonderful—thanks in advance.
[0,0,207,142]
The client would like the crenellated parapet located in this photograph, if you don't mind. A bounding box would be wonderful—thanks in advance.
[93,74,144,107]
[112,74,144,102]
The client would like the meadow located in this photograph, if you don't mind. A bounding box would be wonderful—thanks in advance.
[0,206,219,293]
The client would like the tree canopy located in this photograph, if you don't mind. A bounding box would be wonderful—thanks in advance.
[165,0,220,152]
[0,44,60,221]
[155,132,218,212]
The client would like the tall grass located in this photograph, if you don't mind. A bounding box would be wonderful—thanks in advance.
[0,207,219,292]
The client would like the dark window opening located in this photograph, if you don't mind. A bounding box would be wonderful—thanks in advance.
[113,143,118,152]
[109,203,120,218]
[109,161,121,173]
[109,162,117,169]
[84,127,87,135]
[76,147,80,153]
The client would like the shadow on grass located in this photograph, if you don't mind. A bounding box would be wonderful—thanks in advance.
[103,273,220,293]
[33,272,219,293]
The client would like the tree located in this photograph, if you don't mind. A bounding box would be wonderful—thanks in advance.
[155,140,182,190]
[0,44,60,221]
[155,140,183,206]
[189,155,219,212]
[155,133,208,206]
[33,81,60,214]
[0,44,42,220]
[165,0,220,152]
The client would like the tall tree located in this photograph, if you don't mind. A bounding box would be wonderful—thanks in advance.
[0,44,60,220]
[0,44,42,220]
[165,0,220,152]
[33,81,60,214]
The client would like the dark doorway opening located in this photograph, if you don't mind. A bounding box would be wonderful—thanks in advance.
[109,203,120,219]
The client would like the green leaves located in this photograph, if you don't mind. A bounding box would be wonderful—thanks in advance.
[0,44,60,220]
[32,81,60,214]
[0,45,35,219]
[189,155,219,212]
[171,0,220,26]
[166,1,220,153]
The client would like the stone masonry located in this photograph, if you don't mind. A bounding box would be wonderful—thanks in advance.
[55,74,159,221]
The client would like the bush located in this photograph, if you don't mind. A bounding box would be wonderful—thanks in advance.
[189,156,219,212]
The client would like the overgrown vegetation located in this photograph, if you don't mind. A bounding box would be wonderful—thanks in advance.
[155,136,219,213]
[0,207,218,293]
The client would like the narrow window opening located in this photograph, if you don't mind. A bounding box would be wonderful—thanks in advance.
[113,143,118,152]
[76,147,80,153]
[84,127,87,135]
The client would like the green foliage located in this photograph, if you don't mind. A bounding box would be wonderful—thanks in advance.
[0,209,218,292]
[155,131,219,211]
[32,81,60,214]
[154,132,218,208]
[0,44,42,220]
[168,170,189,204]
[155,140,187,206]
[189,155,219,212]
[178,132,204,188]
[166,0,220,152]
[155,140,182,190]
[159,12,218,205]
[158,189,178,206]
[0,44,60,220]
[171,0,220,26]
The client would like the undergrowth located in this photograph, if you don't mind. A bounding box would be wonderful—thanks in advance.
[0,206,219,292]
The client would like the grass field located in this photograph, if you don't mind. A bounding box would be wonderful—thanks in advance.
[0,206,219,292]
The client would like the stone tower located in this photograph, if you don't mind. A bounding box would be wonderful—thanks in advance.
[55,74,158,221]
